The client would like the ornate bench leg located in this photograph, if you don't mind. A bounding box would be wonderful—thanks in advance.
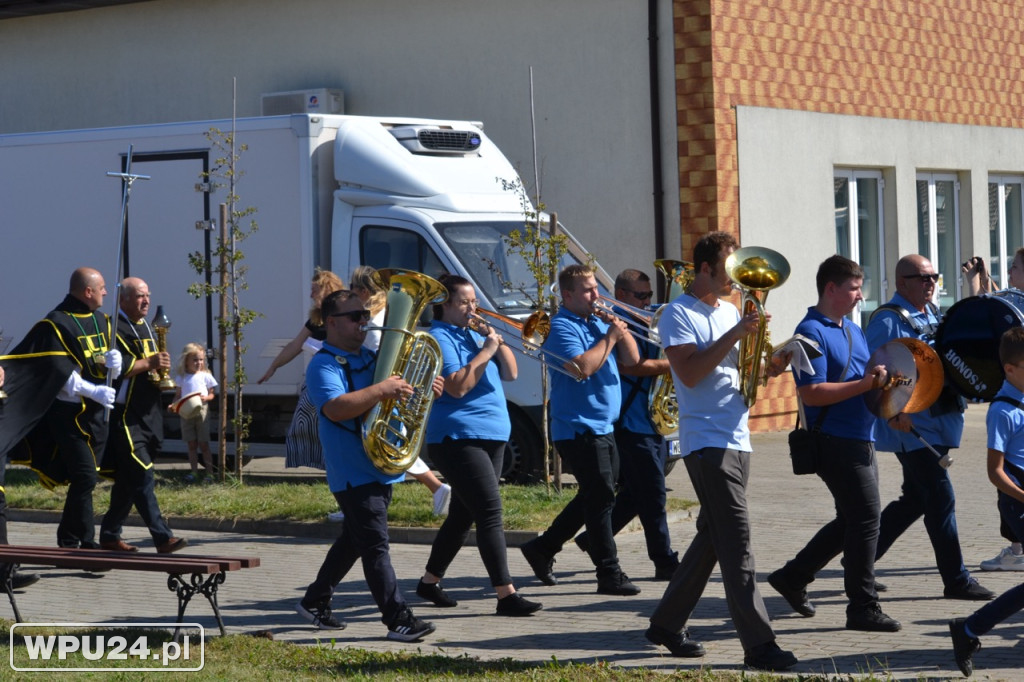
[167,572,227,637]
[0,563,23,622]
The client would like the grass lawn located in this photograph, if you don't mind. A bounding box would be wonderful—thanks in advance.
[2,467,695,530]
[0,626,812,681]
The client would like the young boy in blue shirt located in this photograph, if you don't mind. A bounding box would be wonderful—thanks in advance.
[949,326,1024,676]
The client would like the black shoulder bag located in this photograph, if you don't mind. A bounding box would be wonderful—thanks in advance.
[788,324,852,475]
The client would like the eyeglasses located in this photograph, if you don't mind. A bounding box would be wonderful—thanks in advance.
[624,290,654,301]
[902,274,939,283]
[329,310,372,323]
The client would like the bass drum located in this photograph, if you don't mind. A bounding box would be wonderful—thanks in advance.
[934,290,1024,401]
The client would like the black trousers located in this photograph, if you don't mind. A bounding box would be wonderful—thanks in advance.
[302,481,407,625]
[775,434,881,615]
[99,420,173,547]
[537,431,621,576]
[425,438,512,587]
[47,402,99,548]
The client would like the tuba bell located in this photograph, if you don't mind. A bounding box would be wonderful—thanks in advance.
[361,268,447,475]
[725,246,791,407]
[647,259,694,436]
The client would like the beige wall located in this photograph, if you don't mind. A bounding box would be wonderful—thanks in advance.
[0,0,681,281]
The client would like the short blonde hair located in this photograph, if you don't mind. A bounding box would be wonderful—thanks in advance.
[176,342,209,376]
[350,265,387,316]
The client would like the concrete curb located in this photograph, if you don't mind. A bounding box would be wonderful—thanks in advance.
[8,509,693,547]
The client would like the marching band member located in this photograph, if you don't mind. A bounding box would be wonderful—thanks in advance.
[520,264,641,595]
[645,232,796,670]
[866,255,993,600]
[414,274,542,616]
[295,289,442,641]
[768,255,899,632]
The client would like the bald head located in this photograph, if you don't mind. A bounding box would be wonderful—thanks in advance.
[69,267,106,311]
[894,254,937,311]
[120,277,151,321]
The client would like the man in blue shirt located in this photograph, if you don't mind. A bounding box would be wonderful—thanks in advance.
[867,254,993,601]
[520,264,641,595]
[572,268,679,579]
[768,255,901,632]
[295,289,442,641]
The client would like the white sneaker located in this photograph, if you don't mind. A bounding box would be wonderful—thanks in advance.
[432,484,451,517]
[979,546,1024,571]
[326,510,345,522]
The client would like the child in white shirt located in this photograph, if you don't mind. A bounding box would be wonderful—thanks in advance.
[171,343,218,482]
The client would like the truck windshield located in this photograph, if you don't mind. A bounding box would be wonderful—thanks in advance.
[435,221,610,313]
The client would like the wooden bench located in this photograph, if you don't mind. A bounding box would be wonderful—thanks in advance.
[0,545,260,636]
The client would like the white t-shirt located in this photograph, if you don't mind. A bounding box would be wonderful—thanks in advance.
[175,371,218,398]
[656,292,750,455]
[362,308,385,353]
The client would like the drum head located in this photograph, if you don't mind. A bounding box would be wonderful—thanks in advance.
[934,292,1024,401]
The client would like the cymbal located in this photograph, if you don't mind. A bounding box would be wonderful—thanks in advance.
[863,338,945,419]
[864,341,917,420]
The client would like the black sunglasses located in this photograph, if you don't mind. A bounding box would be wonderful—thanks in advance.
[902,274,939,283]
[330,310,372,322]
[625,290,654,301]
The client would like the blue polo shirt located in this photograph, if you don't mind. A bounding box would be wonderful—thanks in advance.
[657,292,750,454]
[987,381,1024,483]
[794,306,875,441]
[544,307,621,440]
[866,292,963,450]
[426,320,511,443]
[618,325,660,436]
[305,342,403,491]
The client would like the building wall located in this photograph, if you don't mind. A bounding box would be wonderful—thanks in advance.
[0,0,681,282]
[672,0,1024,429]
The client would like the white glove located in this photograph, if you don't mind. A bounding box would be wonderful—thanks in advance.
[61,371,116,408]
[103,350,122,380]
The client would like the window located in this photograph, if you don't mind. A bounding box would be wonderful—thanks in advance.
[988,176,1024,289]
[360,226,445,280]
[916,173,960,309]
[835,169,884,323]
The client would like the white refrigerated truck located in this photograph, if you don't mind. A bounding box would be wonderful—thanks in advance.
[2,113,663,481]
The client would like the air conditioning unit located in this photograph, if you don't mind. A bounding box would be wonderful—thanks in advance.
[261,88,344,116]
[388,125,482,155]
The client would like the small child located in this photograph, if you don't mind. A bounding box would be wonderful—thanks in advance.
[171,343,218,483]
[949,326,1024,677]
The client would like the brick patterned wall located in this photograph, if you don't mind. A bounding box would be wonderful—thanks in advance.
[673,0,1024,430]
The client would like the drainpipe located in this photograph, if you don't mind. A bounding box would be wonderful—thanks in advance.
[648,0,667,298]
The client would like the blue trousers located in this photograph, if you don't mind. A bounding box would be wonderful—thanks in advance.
[302,482,407,625]
[575,428,676,569]
[965,493,1024,636]
[875,445,970,590]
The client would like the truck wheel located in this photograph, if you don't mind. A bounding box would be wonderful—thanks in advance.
[502,408,543,484]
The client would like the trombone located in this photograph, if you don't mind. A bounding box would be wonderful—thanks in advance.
[469,308,584,380]
[548,282,660,344]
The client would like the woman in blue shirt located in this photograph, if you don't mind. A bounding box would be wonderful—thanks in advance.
[415,274,542,616]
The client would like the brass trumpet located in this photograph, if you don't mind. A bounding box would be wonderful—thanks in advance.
[469,308,584,380]
[725,246,791,407]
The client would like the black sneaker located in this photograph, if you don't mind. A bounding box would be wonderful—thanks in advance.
[767,569,815,617]
[295,599,346,630]
[949,617,980,677]
[846,604,901,632]
[944,577,996,601]
[11,571,40,590]
[520,539,558,586]
[597,571,640,596]
[416,580,458,607]
[387,608,436,642]
[644,624,705,658]
[496,592,543,616]
[744,640,798,671]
